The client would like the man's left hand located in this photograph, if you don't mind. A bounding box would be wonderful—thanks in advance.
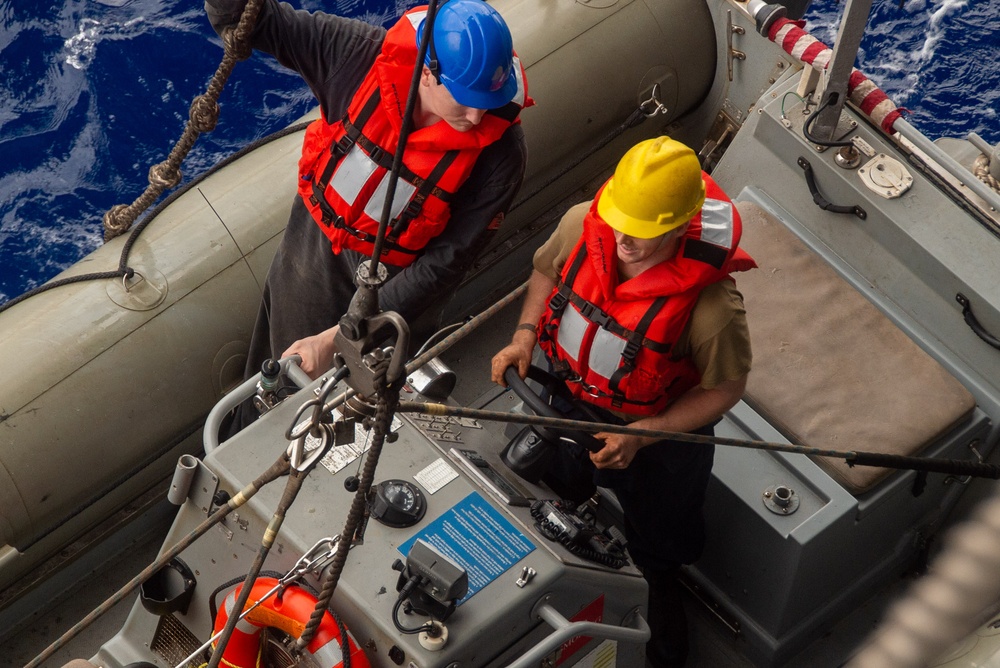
[590,432,647,469]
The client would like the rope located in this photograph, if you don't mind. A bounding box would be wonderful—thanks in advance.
[847,484,1000,668]
[0,269,129,314]
[0,111,309,316]
[102,0,265,241]
[207,466,308,668]
[973,153,1000,193]
[395,401,1000,480]
[296,362,401,652]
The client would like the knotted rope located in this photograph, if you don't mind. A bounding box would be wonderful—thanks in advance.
[102,0,264,241]
[973,153,1000,194]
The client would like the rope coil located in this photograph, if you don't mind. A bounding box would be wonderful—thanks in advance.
[973,153,1000,194]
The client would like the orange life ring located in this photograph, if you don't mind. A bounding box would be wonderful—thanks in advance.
[212,577,370,668]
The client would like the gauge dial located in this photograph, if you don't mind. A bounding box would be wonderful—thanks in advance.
[371,479,427,528]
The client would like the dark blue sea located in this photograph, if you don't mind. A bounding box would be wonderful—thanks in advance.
[1,0,997,304]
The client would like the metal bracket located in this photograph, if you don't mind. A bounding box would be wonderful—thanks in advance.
[727,10,746,82]
[516,566,537,588]
[187,458,220,515]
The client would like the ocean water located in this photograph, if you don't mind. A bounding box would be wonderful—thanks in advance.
[0,0,997,304]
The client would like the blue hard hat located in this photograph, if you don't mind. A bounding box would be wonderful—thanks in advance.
[417,0,517,110]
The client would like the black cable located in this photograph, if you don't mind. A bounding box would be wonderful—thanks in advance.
[207,570,292,622]
[398,400,1000,480]
[802,93,855,147]
[391,575,437,635]
[530,500,628,569]
[392,597,437,635]
[369,0,441,276]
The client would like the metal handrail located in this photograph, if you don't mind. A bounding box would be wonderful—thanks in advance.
[203,355,309,454]
[503,601,650,668]
[894,118,1000,213]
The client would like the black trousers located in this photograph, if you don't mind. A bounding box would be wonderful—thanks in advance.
[542,417,715,568]
[541,402,715,667]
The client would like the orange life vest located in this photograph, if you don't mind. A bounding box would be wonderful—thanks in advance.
[538,173,756,415]
[297,7,530,267]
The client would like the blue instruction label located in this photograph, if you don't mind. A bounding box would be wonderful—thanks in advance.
[399,492,535,603]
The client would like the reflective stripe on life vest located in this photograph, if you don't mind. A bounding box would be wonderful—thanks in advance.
[296,5,530,266]
[538,173,755,415]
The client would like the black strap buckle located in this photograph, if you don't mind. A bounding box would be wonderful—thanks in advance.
[622,339,642,361]
[332,216,366,240]
[334,134,354,157]
[548,291,568,312]
[399,195,424,223]
[368,144,386,166]
[580,302,610,328]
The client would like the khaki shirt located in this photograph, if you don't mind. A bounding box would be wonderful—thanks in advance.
[533,202,752,390]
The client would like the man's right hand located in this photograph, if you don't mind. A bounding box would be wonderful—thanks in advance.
[282,325,339,380]
[490,270,555,386]
[490,333,535,385]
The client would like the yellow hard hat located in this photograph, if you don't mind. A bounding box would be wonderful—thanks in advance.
[597,137,706,239]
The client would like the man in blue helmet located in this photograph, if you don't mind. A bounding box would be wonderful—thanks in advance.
[205,0,530,429]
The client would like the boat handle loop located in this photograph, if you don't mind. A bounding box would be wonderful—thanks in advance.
[957,293,1000,350]
[797,156,867,219]
[122,268,142,293]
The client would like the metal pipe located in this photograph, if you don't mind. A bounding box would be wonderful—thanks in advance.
[203,356,308,455]
[967,132,1000,181]
[503,602,649,668]
[966,132,995,156]
[895,118,1000,212]
[167,454,199,505]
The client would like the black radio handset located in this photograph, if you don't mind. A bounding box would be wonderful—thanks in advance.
[530,499,629,569]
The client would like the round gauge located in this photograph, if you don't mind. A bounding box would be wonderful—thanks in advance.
[371,479,427,528]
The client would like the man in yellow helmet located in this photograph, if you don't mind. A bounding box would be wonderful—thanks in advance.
[491,136,755,667]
